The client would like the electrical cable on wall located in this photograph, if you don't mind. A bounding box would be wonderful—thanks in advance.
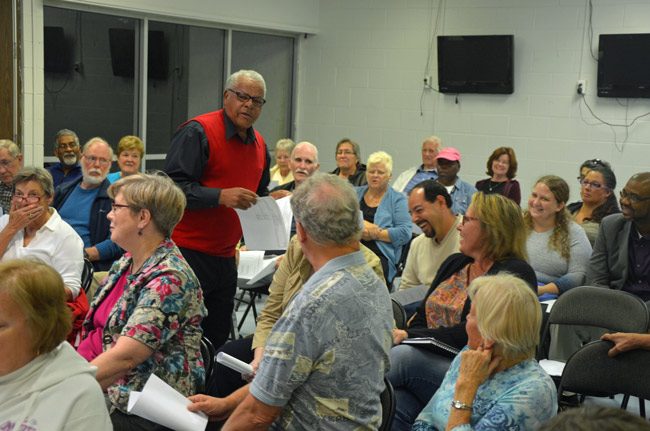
[419,0,443,116]
[578,93,650,152]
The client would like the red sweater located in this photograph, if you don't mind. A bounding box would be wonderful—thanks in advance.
[172,110,266,256]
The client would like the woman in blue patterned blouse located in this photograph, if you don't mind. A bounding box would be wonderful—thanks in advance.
[412,273,557,431]
[78,172,207,430]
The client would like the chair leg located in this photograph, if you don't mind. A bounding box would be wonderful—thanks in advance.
[237,292,259,332]
[622,394,630,409]
[640,398,646,418]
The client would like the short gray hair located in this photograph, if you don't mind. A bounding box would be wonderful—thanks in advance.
[55,129,79,147]
[226,70,267,98]
[293,141,319,164]
[108,172,186,237]
[13,167,55,198]
[291,173,361,246]
[0,139,21,158]
[82,137,114,159]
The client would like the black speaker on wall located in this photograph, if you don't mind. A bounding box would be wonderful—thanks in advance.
[44,26,70,73]
[108,28,168,80]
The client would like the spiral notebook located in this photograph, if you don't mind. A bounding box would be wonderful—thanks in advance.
[402,337,461,358]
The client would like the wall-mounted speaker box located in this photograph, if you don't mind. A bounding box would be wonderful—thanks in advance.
[44,26,70,73]
[109,28,168,80]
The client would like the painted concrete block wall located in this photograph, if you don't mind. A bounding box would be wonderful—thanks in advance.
[295,0,650,202]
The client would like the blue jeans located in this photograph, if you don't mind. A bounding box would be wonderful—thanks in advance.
[387,344,452,431]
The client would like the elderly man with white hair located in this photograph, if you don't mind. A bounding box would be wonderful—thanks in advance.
[0,139,23,214]
[269,141,320,199]
[53,137,121,271]
[392,135,441,194]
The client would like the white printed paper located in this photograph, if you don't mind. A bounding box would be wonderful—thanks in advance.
[127,374,208,431]
[236,196,293,250]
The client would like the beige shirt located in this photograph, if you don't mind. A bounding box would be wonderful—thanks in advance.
[252,235,385,350]
[398,214,461,291]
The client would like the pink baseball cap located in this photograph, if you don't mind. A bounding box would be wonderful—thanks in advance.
[435,147,461,162]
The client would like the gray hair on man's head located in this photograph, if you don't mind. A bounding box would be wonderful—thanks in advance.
[55,129,79,147]
[291,173,361,246]
[82,137,114,159]
[226,70,267,98]
[0,139,21,158]
[293,141,319,163]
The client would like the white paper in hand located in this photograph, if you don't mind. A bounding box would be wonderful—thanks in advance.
[216,352,254,375]
[127,374,208,431]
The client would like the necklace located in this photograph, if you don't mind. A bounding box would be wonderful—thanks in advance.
[488,180,504,192]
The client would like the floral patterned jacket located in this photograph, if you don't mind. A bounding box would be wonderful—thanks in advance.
[82,238,207,413]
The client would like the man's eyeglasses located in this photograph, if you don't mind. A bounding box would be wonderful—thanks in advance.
[13,193,43,203]
[336,150,355,156]
[226,88,266,108]
[0,159,16,168]
[84,155,111,166]
[111,203,131,212]
[461,215,480,226]
[620,189,650,204]
[579,179,607,190]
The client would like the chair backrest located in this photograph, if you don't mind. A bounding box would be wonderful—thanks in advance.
[538,286,649,359]
[81,258,94,293]
[378,376,395,431]
[200,336,216,392]
[558,340,650,401]
[548,286,649,331]
[391,297,407,330]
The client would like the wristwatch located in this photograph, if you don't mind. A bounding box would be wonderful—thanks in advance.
[451,400,473,411]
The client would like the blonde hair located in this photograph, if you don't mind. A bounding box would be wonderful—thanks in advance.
[469,274,541,361]
[109,172,186,237]
[117,135,145,158]
[471,192,527,262]
[366,151,393,175]
[524,175,571,260]
[0,259,71,355]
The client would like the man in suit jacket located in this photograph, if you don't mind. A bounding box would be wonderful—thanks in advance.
[588,172,650,300]
[589,172,650,359]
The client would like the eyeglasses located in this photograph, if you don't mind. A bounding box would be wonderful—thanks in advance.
[0,159,16,168]
[620,189,650,204]
[13,193,43,203]
[84,155,111,166]
[226,88,266,108]
[580,179,607,190]
[461,215,480,225]
[336,150,355,156]
[111,203,131,212]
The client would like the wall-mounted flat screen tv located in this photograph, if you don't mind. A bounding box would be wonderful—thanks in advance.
[598,33,650,98]
[437,35,514,94]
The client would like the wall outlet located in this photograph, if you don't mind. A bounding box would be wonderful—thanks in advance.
[424,75,433,87]
[577,79,586,95]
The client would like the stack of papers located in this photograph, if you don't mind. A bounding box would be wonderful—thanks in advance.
[238,251,281,285]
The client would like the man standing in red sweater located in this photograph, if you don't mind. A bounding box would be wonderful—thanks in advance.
[165,70,270,348]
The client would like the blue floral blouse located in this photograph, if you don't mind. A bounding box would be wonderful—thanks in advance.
[412,347,557,431]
